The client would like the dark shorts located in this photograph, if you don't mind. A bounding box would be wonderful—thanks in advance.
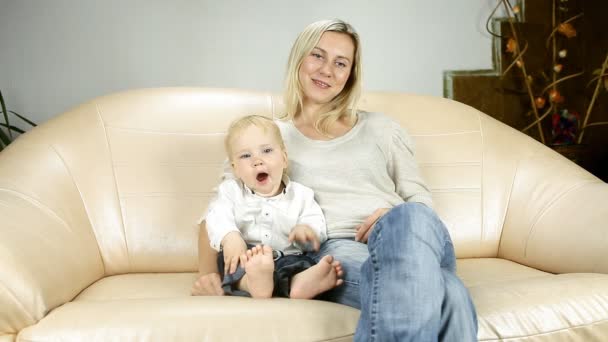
[217,247,316,298]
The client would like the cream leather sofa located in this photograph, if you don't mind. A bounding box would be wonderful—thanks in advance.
[2,88,608,342]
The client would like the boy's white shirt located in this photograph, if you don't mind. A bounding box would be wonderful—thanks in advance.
[202,176,327,254]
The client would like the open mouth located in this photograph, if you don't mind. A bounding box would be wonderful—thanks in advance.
[256,172,269,183]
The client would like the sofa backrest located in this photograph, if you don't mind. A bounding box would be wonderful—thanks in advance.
[2,88,572,277]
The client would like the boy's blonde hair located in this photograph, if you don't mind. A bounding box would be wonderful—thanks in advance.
[225,115,286,161]
[280,19,362,136]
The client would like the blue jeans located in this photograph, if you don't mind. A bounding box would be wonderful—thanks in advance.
[309,202,478,342]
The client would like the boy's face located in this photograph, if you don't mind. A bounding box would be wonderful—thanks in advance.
[230,125,288,197]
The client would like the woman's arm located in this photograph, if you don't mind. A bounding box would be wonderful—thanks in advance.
[191,160,237,295]
[191,221,224,296]
[387,123,433,208]
[355,120,433,243]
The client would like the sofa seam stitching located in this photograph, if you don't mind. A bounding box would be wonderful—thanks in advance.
[496,157,519,259]
[480,317,608,341]
[0,188,73,233]
[477,111,485,257]
[522,179,596,257]
[95,102,132,272]
[311,333,355,342]
[0,281,36,329]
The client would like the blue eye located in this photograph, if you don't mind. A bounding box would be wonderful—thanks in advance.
[239,153,251,159]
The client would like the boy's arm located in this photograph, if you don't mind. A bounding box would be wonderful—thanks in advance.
[205,180,241,251]
[295,186,328,243]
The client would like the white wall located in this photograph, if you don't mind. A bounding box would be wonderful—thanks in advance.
[0,0,507,126]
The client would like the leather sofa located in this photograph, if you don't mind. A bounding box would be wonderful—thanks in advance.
[1,88,607,341]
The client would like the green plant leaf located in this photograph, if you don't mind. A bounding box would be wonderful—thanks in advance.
[0,126,12,146]
[0,123,26,134]
[9,111,36,127]
[0,90,14,140]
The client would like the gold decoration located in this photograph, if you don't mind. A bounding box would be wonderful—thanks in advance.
[512,5,521,14]
[506,38,517,54]
[535,97,547,109]
[553,64,563,73]
[548,89,565,103]
[557,23,577,38]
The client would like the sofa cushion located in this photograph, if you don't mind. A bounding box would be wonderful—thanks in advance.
[18,273,359,342]
[18,260,608,341]
[458,259,608,341]
[18,296,359,342]
[74,273,197,301]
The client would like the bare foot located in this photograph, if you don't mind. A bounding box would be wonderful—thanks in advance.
[290,255,344,299]
[239,245,275,298]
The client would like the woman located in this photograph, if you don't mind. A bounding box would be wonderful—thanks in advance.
[193,19,478,341]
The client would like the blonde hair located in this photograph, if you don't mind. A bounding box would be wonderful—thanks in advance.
[281,19,362,136]
[225,115,286,161]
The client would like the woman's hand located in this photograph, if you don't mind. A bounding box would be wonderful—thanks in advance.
[288,224,321,251]
[191,272,224,296]
[221,231,248,274]
[355,208,390,243]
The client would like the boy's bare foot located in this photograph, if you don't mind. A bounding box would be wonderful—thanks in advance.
[239,245,275,298]
[290,255,344,299]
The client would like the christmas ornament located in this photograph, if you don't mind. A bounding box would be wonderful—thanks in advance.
[506,38,517,54]
[548,89,565,103]
[535,97,547,109]
[552,108,579,145]
[553,64,563,73]
[557,23,577,38]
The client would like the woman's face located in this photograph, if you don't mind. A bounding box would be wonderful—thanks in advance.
[298,31,355,109]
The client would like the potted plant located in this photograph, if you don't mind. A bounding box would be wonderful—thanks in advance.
[0,90,37,151]
[489,0,608,163]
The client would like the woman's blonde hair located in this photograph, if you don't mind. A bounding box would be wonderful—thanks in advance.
[281,19,362,136]
[225,115,286,161]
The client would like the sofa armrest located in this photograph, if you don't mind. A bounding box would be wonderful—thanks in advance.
[0,141,104,336]
[0,190,104,336]
[498,149,608,274]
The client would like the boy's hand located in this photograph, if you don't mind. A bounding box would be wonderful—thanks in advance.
[221,231,247,274]
[288,224,320,252]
